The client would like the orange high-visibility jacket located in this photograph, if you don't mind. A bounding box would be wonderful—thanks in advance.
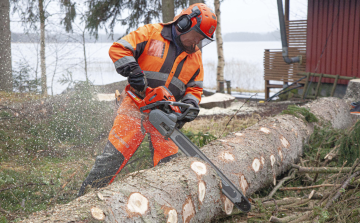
[109,23,204,105]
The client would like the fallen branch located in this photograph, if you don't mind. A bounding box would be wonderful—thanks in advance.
[300,158,314,182]
[279,184,341,191]
[50,170,78,205]
[292,164,359,174]
[308,190,323,199]
[262,198,303,208]
[266,169,297,199]
[325,171,360,209]
[280,199,310,209]
[288,211,313,223]
[312,148,321,183]
[269,211,309,223]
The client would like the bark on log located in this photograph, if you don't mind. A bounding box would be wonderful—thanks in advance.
[22,97,356,222]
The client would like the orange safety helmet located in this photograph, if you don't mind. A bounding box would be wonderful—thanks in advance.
[172,3,218,54]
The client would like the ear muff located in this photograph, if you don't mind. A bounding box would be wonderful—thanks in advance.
[176,15,192,33]
[176,9,201,33]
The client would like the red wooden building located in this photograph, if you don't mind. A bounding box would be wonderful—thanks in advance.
[264,0,360,99]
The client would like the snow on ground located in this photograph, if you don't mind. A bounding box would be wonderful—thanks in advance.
[198,101,259,116]
[200,93,235,103]
[96,93,115,101]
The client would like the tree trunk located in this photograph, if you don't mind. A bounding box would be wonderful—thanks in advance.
[82,30,89,82]
[38,0,47,95]
[214,0,225,93]
[22,96,356,222]
[0,0,13,92]
[189,0,204,5]
[161,0,174,23]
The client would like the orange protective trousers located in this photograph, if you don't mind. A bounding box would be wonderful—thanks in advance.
[107,95,179,184]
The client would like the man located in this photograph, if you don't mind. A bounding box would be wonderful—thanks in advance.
[78,3,217,196]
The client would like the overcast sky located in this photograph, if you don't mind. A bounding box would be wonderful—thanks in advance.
[10,0,308,35]
[211,0,308,34]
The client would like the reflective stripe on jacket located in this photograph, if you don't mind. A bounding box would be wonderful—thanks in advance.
[109,23,204,104]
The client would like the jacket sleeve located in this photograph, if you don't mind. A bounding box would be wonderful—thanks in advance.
[109,24,153,76]
[181,61,204,107]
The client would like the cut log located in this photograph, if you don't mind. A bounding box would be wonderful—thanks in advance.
[199,93,235,109]
[344,79,360,102]
[22,96,356,222]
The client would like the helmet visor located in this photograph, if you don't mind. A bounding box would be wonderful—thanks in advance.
[175,28,214,54]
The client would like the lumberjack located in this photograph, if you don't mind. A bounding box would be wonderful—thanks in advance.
[78,3,218,197]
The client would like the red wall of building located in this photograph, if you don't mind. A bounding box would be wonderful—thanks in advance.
[306,0,360,84]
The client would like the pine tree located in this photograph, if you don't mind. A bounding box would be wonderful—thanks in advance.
[85,0,188,38]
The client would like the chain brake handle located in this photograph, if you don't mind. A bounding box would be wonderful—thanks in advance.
[168,102,200,122]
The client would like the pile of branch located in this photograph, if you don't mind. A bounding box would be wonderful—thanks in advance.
[256,152,360,223]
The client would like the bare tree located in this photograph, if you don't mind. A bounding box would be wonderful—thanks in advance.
[214,0,225,93]
[38,0,47,95]
[13,0,76,95]
[0,0,13,91]
[162,0,175,23]
[189,0,203,5]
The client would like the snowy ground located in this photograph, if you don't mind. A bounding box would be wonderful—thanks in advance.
[198,101,260,116]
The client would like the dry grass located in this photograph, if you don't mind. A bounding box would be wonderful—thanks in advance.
[0,91,44,105]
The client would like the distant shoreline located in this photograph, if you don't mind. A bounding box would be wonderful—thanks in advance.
[11,31,281,43]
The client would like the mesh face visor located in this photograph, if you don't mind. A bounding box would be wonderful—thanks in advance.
[193,24,214,50]
[175,17,214,54]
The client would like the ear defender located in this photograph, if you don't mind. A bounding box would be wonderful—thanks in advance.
[176,9,201,33]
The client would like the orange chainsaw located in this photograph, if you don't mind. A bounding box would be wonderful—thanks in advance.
[125,84,251,212]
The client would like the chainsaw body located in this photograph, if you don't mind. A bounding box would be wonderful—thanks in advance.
[125,85,199,125]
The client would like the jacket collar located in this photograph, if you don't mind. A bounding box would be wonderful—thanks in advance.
[161,25,173,41]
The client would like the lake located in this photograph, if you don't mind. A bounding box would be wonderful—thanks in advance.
[11,41,282,94]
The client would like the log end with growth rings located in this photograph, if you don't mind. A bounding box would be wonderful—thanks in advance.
[126,192,149,216]
[90,206,106,221]
[182,197,196,223]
